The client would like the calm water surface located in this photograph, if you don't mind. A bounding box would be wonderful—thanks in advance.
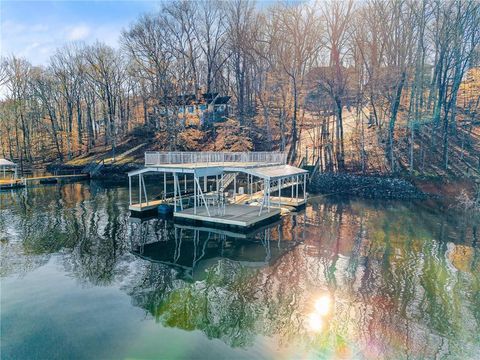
[1,181,479,359]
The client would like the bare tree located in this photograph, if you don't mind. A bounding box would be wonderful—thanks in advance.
[266,3,322,163]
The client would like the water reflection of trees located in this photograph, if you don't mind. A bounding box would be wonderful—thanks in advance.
[124,199,480,358]
[2,185,479,358]
[0,184,131,284]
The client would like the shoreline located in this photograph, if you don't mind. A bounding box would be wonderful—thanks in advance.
[48,162,475,204]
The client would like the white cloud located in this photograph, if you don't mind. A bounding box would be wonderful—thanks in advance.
[67,24,91,41]
[31,24,49,32]
[1,19,124,66]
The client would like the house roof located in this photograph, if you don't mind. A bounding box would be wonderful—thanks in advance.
[160,94,197,106]
[202,93,219,103]
[213,96,231,105]
[159,93,231,107]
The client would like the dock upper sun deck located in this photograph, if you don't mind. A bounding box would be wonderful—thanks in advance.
[144,151,287,168]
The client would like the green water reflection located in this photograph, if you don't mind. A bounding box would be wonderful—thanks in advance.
[1,182,479,359]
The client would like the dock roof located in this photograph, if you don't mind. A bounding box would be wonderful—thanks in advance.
[243,165,307,180]
[0,159,16,167]
[129,151,306,180]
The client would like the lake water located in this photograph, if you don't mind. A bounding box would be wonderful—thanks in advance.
[1,181,479,359]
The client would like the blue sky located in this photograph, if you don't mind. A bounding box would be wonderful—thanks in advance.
[1,0,293,66]
[0,0,161,65]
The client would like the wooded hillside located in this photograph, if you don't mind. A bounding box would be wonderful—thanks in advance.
[1,0,479,177]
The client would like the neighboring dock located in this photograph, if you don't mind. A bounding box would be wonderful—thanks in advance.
[0,174,89,190]
[128,151,308,228]
[0,178,25,190]
[1,158,90,190]
[24,174,89,184]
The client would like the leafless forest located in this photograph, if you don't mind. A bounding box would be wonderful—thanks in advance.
[1,0,479,176]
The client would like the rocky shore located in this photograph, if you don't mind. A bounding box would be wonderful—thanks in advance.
[309,173,427,200]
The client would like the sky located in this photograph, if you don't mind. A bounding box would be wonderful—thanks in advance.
[0,0,295,67]
[0,0,161,66]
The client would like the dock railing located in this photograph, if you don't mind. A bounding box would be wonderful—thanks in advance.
[144,151,287,166]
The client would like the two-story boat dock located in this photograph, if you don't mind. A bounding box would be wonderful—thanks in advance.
[127,151,308,227]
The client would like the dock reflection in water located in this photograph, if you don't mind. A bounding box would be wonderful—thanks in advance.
[128,216,303,280]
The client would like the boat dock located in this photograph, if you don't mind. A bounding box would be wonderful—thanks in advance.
[128,151,308,228]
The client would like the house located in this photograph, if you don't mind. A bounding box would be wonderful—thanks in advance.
[159,93,231,124]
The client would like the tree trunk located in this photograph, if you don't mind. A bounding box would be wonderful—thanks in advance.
[388,71,406,172]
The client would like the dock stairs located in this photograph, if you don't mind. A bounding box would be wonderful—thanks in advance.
[219,172,238,192]
[82,159,104,177]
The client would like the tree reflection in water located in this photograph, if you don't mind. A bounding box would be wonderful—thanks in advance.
[125,199,480,358]
[1,184,479,358]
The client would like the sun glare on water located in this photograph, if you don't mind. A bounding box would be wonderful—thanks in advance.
[307,294,332,333]
[315,295,331,316]
[308,313,324,332]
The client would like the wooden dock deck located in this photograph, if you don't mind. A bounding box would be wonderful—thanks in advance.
[268,196,307,207]
[129,199,166,212]
[174,204,281,227]
[233,193,306,207]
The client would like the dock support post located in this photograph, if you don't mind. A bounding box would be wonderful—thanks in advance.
[268,181,271,212]
[291,176,294,198]
[129,176,132,205]
[175,174,183,210]
[141,174,148,206]
[278,179,281,208]
[138,175,142,209]
[195,177,211,216]
[258,178,266,215]
[303,174,307,201]
[249,174,252,195]
[194,175,197,214]
[249,174,252,201]
[163,172,166,200]
[204,176,207,192]
[184,174,187,193]
[173,173,177,211]
[296,175,299,200]
[233,174,236,200]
